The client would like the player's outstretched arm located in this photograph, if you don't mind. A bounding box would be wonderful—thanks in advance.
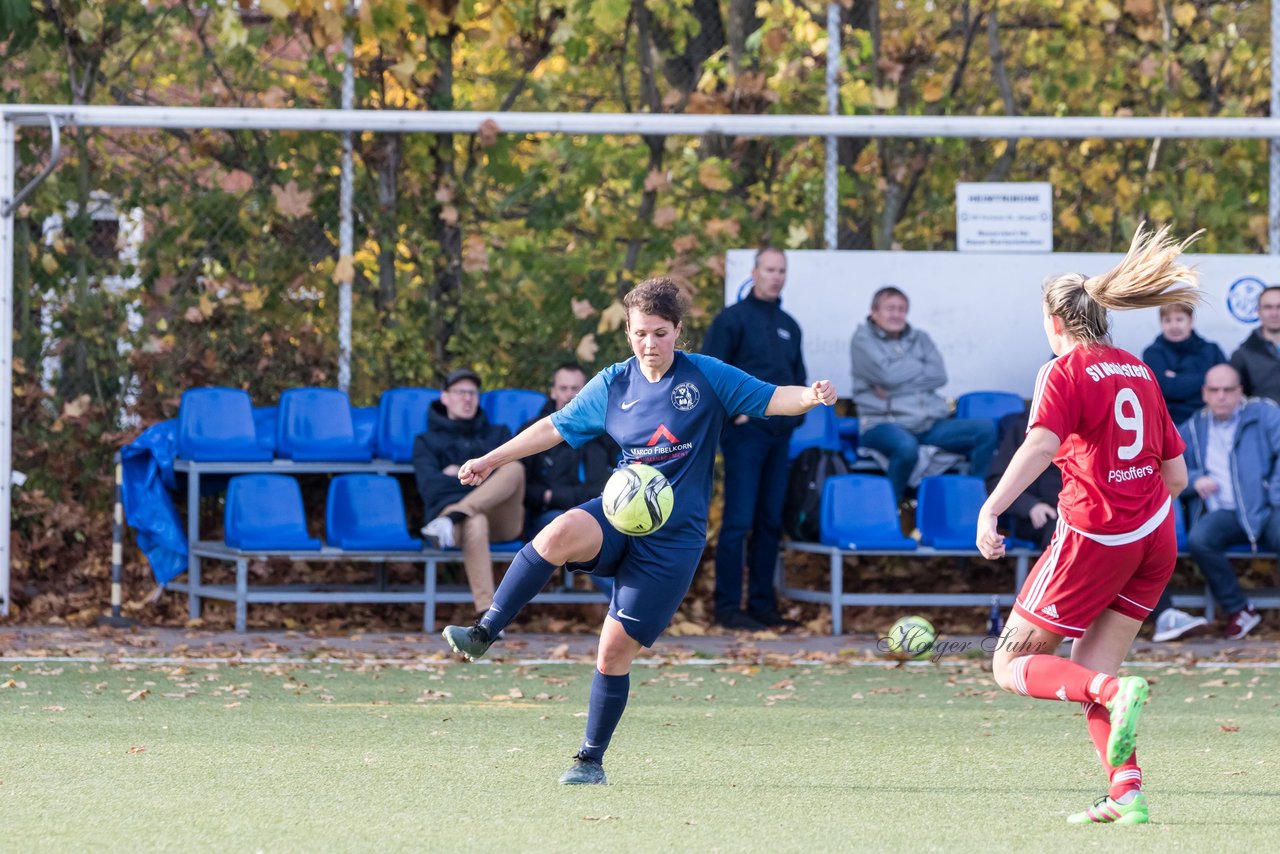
[459,417,565,486]
[765,380,836,416]
[977,426,1062,559]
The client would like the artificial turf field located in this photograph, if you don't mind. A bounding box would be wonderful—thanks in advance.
[2,656,1277,852]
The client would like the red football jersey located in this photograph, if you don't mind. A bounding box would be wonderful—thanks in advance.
[1028,344,1185,538]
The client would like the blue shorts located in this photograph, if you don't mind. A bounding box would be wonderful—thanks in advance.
[567,498,706,648]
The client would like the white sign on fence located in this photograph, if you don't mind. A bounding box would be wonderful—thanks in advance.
[955,182,1053,252]
[723,250,1278,401]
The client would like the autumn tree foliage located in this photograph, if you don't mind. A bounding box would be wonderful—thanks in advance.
[0,0,1269,623]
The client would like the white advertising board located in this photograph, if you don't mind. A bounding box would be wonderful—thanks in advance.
[722,250,1279,401]
[955,182,1054,252]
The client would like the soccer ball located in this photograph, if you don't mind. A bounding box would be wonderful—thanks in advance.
[601,464,674,535]
[884,615,937,660]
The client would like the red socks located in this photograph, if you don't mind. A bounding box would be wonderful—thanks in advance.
[1083,701,1142,798]
[1007,654,1117,704]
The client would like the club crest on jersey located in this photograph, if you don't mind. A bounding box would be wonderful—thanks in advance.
[671,382,700,411]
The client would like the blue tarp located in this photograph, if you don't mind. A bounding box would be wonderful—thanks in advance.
[120,419,187,585]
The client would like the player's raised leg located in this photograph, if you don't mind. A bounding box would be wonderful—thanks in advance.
[442,508,603,661]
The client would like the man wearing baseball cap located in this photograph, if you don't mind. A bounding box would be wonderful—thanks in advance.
[413,367,526,616]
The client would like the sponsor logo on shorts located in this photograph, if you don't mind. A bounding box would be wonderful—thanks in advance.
[1042,603,1060,619]
[616,608,641,622]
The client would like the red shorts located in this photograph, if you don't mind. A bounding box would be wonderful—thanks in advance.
[1013,510,1177,638]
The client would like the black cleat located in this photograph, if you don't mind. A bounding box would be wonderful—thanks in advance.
[558,752,607,785]
[442,624,493,661]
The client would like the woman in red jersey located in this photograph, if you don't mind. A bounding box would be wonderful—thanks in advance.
[978,223,1199,825]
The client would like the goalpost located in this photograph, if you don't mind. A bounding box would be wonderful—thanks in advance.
[3,104,1280,617]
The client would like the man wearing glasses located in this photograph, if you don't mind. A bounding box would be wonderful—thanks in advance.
[413,368,526,617]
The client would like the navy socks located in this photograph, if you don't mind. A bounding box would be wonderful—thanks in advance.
[478,543,557,636]
[579,670,630,762]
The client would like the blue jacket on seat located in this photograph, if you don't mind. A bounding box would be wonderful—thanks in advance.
[1179,398,1280,548]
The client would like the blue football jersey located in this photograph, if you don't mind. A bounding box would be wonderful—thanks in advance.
[551,352,775,547]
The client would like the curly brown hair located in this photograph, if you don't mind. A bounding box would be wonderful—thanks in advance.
[623,277,689,327]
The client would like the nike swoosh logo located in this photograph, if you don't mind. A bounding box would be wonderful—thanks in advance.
[620,399,640,411]
[615,608,641,622]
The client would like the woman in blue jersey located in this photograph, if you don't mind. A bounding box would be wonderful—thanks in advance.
[442,277,836,785]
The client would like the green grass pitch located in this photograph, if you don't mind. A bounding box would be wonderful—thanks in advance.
[2,658,1277,851]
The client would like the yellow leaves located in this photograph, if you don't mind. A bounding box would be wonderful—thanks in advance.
[921,77,945,103]
[785,223,810,248]
[260,0,291,19]
[1059,208,1082,234]
[1148,198,1174,222]
[462,235,488,273]
[389,56,418,88]
[575,333,599,364]
[333,255,355,285]
[652,206,678,229]
[697,160,732,193]
[1098,1,1122,22]
[853,146,879,175]
[1170,3,1196,28]
[198,293,216,319]
[271,181,313,219]
[598,301,627,333]
[40,254,59,275]
[1088,205,1114,229]
[62,395,91,420]
[242,287,266,312]
[871,86,898,110]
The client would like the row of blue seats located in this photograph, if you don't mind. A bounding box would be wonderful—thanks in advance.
[179,386,548,464]
[789,389,1026,461]
[815,471,1233,555]
[225,472,521,553]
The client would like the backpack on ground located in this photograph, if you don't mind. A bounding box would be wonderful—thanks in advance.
[783,447,849,541]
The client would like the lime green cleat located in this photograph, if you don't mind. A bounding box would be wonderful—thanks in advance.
[1105,675,1150,767]
[1067,792,1149,825]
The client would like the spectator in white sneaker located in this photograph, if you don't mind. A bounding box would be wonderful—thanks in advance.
[1179,364,1280,640]
[1148,589,1210,642]
[413,368,525,614]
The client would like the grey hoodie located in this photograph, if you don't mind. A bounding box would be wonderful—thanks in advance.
[850,319,951,434]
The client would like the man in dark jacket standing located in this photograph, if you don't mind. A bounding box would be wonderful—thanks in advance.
[413,368,525,614]
[1229,285,1280,403]
[703,247,806,630]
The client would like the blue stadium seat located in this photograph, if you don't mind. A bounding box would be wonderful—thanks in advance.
[326,474,422,550]
[276,388,373,462]
[789,404,841,459]
[955,390,1026,425]
[177,387,273,462]
[352,406,378,457]
[916,475,987,550]
[819,474,916,550]
[481,388,547,435]
[224,474,321,551]
[376,388,440,462]
[253,406,278,455]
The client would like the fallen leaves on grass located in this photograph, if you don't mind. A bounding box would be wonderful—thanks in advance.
[42,705,65,712]
[126,689,149,701]
[582,816,619,822]
[417,690,453,702]
[1220,724,1241,732]
[127,746,146,754]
